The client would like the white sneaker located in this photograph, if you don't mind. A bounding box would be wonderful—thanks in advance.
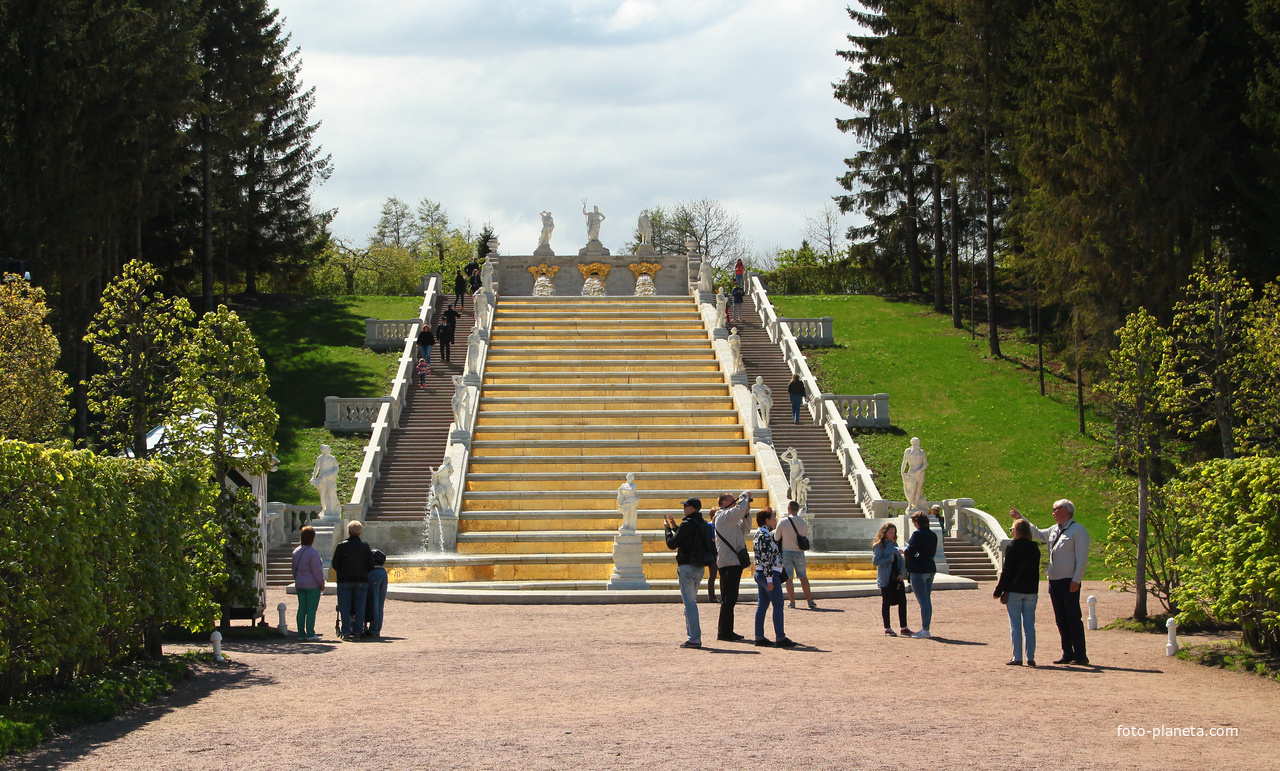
[912,630,931,639]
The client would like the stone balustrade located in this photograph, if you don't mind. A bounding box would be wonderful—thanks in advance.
[263,502,324,549]
[823,393,891,428]
[780,316,834,346]
[364,319,419,351]
[324,396,395,431]
[948,498,1011,570]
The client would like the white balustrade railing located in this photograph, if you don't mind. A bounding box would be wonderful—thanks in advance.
[263,503,324,549]
[364,319,418,350]
[949,499,1012,570]
[746,274,884,512]
[823,393,891,428]
[780,317,834,346]
[324,396,394,431]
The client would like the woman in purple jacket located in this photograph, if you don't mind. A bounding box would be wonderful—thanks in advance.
[292,525,326,641]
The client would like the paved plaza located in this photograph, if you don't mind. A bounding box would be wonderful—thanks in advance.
[4,582,1275,770]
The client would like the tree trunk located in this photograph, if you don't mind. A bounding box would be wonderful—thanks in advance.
[950,186,961,329]
[932,163,945,313]
[1037,303,1045,396]
[202,114,214,316]
[1135,457,1149,620]
[984,181,999,357]
[904,151,921,294]
[1077,359,1086,435]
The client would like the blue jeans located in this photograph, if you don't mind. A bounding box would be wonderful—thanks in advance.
[336,582,368,637]
[754,570,785,641]
[677,564,705,644]
[366,569,388,636]
[1007,591,1037,661]
[910,572,935,630]
[419,344,433,367]
[789,393,804,423]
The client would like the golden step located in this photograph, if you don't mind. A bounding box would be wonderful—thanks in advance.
[477,398,736,412]
[464,473,761,492]
[460,490,769,511]
[471,426,745,441]
[467,457,758,473]
[483,374,727,385]
[469,440,750,456]
[473,412,740,426]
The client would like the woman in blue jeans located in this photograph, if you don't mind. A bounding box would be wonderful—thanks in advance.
[993,519,1041,666]
[753,508,796,647]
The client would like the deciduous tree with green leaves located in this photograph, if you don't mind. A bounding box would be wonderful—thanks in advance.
[1102,308,1169,618]
[0,276,69,443]
[85,260,193,458]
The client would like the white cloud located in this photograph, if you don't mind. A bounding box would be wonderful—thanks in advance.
[276,0,859,256]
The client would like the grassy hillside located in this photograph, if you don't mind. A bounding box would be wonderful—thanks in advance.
[231,295,423,504]
[772,294,1118,562]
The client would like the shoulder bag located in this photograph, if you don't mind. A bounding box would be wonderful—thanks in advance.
[787,516,811,551]
[716,528,750,568]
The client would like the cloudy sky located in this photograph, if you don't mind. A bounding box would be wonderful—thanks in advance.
[272,0,858,258]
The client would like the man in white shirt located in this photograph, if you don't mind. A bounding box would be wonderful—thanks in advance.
[1010,499,1091,665]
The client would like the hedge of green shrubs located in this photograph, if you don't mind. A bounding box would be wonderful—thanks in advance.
[0,440,223,701]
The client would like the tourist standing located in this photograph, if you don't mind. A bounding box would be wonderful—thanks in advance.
[776,501,816,610]
[665,498,711,649]
[753,508,794,646]
[331,520,374,641]
[365,550,389,638]
[417,323,435,373]
[712,491,753,641]
[454,269,467,307]
[787,374,805,424]
[873,522,911,636]
[901,512,937,638]
[291,525,325,641]
[994,519,1041,666]
[1010,500,1090,665]
[731,284,745,322]
[734,258,745,289]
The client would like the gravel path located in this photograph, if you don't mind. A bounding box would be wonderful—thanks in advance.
[5,581,1276,770]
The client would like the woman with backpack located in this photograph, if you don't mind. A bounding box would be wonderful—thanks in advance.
[665,497,715,649]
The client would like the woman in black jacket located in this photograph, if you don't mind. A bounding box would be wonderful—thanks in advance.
[787,374,805,424]
[454,269,467,307]
[994,519,1041,666]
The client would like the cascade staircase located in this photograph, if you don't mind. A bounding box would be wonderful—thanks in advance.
[942,537,998,581]
[397,295,771,585]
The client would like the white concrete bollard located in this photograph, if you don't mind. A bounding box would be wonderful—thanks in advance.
[277,602,288,634]
[1087,595,1098,630]
[1166,617,1179,656]
[211,630,224,662]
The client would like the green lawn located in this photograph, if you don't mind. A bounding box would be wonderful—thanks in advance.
[230,295,423,504]
[773,294,1118,572]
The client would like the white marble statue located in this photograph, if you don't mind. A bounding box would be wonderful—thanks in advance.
[901,436,929,512]
[697,259,714,293]
[752,376,773,429]
[480,258,495,290]
[714,288,728,330]
[637,210,652,245]
[792,475,812,511]
[617,472,640,533]
[451,375,471,428]
[474,291,490,329]
[309,444,340,517]
[465,327,484,377]
[429,457,456,516]
[582,202,605,242]
[779,446,805,491]
[728,327,745,374]
[538,211,554,246]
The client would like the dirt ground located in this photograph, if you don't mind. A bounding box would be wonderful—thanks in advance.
[4,581,1276,771]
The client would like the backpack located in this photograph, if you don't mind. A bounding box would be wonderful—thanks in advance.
[696,520,719,567]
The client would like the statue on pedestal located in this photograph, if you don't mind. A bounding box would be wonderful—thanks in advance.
[582,202,605,242]
[429,457,456,517]
[637,210,652,245]
[792,475,811,511]
[752,376,773,429]
[728,327,745,374]
[901,436,929,512]
[697,260,714,293]
[538,211,554,246]
[617,472,640,533]
[451,375,471,428]
[714,288,728,330]
[779,447,805,491]
[465,327,484,377]
[309,444,340,517]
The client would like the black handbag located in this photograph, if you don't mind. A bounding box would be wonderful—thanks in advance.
[788,517,811,551]
[717,528,750,568]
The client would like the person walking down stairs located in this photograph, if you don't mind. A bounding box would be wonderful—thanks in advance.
[787,374,805,424]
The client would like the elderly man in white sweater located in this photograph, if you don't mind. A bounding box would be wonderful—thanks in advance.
[1010,499,1091,666]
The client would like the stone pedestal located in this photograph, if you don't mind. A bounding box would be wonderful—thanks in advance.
[533,243,555,258]
[449,428,472,449]
[633,244,656,256]
[729,372,748,387]
[579,241,611,258]
[606,532,649,590]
